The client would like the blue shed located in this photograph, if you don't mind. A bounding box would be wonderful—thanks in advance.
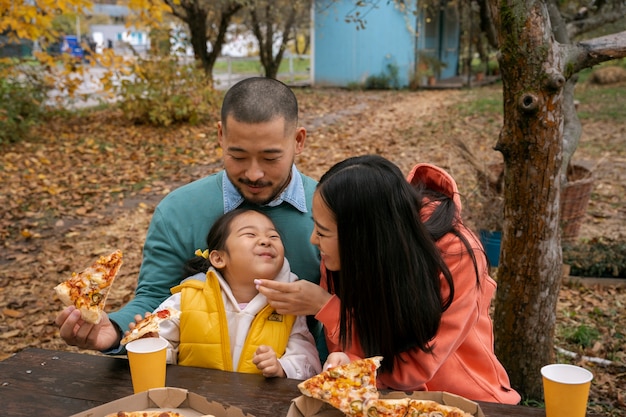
[313,1,460,87]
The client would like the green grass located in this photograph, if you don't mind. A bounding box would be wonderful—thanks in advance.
[575,84,626,122]
[563,324,601,348]
[213,56,310,75]
[456,93,503,116]
[453,68,625,125]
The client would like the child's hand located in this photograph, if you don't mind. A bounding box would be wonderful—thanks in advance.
[124,312,158,340]
[252,345,285,378]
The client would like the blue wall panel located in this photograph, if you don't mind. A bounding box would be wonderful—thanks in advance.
[314,1,417,87]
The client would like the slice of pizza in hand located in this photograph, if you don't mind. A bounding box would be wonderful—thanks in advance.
[298,356,383,416]
[54,250,123,324]
[120,307,181,345]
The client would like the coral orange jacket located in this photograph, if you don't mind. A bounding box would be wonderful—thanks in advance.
[315,163,521,404]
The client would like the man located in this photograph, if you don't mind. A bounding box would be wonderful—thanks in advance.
[55,77,324,357]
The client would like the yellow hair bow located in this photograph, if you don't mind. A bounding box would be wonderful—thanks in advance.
[195,249,209,259]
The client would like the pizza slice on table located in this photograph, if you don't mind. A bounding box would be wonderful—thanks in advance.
[54,250,123,324]
[298,356,383,416]
[120,307,181,345]
[105,411,211,417]
[362,398,409,417]
[365,398,474,417]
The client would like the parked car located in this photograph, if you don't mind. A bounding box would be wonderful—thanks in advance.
[61,36,84,59]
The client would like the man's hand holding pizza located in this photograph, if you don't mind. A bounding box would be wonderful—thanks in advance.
[54,250,125,351]
[55,306,121,351]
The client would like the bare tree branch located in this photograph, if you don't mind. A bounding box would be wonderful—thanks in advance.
[567,7,626,38]
[567,30,626,73]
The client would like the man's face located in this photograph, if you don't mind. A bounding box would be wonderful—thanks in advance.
[218,115,306,205]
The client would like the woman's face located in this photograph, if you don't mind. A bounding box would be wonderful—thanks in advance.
[310,191,340,271]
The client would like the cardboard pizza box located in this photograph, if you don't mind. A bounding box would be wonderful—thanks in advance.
[287,391,485,417]
[69,387,255,417]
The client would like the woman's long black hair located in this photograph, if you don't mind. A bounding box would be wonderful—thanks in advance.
[317,155,455,373]
[412,183,482,286]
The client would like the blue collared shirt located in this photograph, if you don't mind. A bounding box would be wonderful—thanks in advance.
[223,165,308,213]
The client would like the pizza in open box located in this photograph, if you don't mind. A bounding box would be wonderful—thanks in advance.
[298,356,382,416]
[365,398,473,417]
[105,412,214,417]
[298,356,474,417]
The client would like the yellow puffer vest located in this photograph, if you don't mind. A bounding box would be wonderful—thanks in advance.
[171,270,296,374]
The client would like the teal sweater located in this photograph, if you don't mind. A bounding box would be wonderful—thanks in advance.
[109,170,322,349]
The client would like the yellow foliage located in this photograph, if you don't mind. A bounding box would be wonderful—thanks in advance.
[123,0,173,30]
[1,0,93,42]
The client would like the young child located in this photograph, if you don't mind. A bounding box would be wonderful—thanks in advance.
[153,208,321,379]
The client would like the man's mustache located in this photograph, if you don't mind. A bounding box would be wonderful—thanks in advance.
[239,179,271,187]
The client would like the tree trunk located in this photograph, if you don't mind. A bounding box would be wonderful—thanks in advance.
[186,9,211,75]
[491,1,564,400]
[250,2,297,79]
[489,0,626,399]
[167,1,243,83]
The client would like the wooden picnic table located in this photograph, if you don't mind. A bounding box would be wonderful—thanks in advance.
[1,348,554,417]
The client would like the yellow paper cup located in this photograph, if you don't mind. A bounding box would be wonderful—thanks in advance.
[541,364,593,417]
[126,337,168,393]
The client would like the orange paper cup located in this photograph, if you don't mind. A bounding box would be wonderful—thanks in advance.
[541,364,593,417]
[126,337,168,393]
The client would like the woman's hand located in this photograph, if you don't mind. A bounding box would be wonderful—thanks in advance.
[254,279,332,316]
[323,352,350,370]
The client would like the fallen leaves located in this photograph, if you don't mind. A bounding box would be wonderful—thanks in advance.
[0,85,624,414]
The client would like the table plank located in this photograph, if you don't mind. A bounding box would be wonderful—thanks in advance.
[1,348,552,417]
[1,385,101,417]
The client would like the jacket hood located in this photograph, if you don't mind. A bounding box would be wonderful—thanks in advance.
[406,163,463,215]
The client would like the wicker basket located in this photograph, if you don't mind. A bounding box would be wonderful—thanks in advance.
[560,163,595,241]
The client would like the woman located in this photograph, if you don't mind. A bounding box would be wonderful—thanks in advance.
[255,155,520,404]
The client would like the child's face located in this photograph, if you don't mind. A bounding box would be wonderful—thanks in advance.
[219,211,285,281]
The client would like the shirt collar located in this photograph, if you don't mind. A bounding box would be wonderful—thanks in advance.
[223,165,308,213]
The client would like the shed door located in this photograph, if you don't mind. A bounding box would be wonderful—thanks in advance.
[423,4,459,79]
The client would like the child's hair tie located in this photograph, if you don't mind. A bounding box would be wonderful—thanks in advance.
[195,249,209,259]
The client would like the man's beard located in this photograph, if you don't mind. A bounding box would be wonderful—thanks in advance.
[235,179,280,205]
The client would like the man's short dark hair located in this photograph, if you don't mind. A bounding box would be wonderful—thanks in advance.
[221,77,299,131]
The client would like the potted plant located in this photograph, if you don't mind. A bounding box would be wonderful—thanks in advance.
[472,163,505,267]
[416,52,446,86]
[452,138,505,266]
[453,136,596,266]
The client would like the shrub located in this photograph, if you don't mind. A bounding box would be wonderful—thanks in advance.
[116,57,219,126]
[563,238,626,278]
[563,324,600,348]
[364,63,400,90]
[0,60,52,144]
